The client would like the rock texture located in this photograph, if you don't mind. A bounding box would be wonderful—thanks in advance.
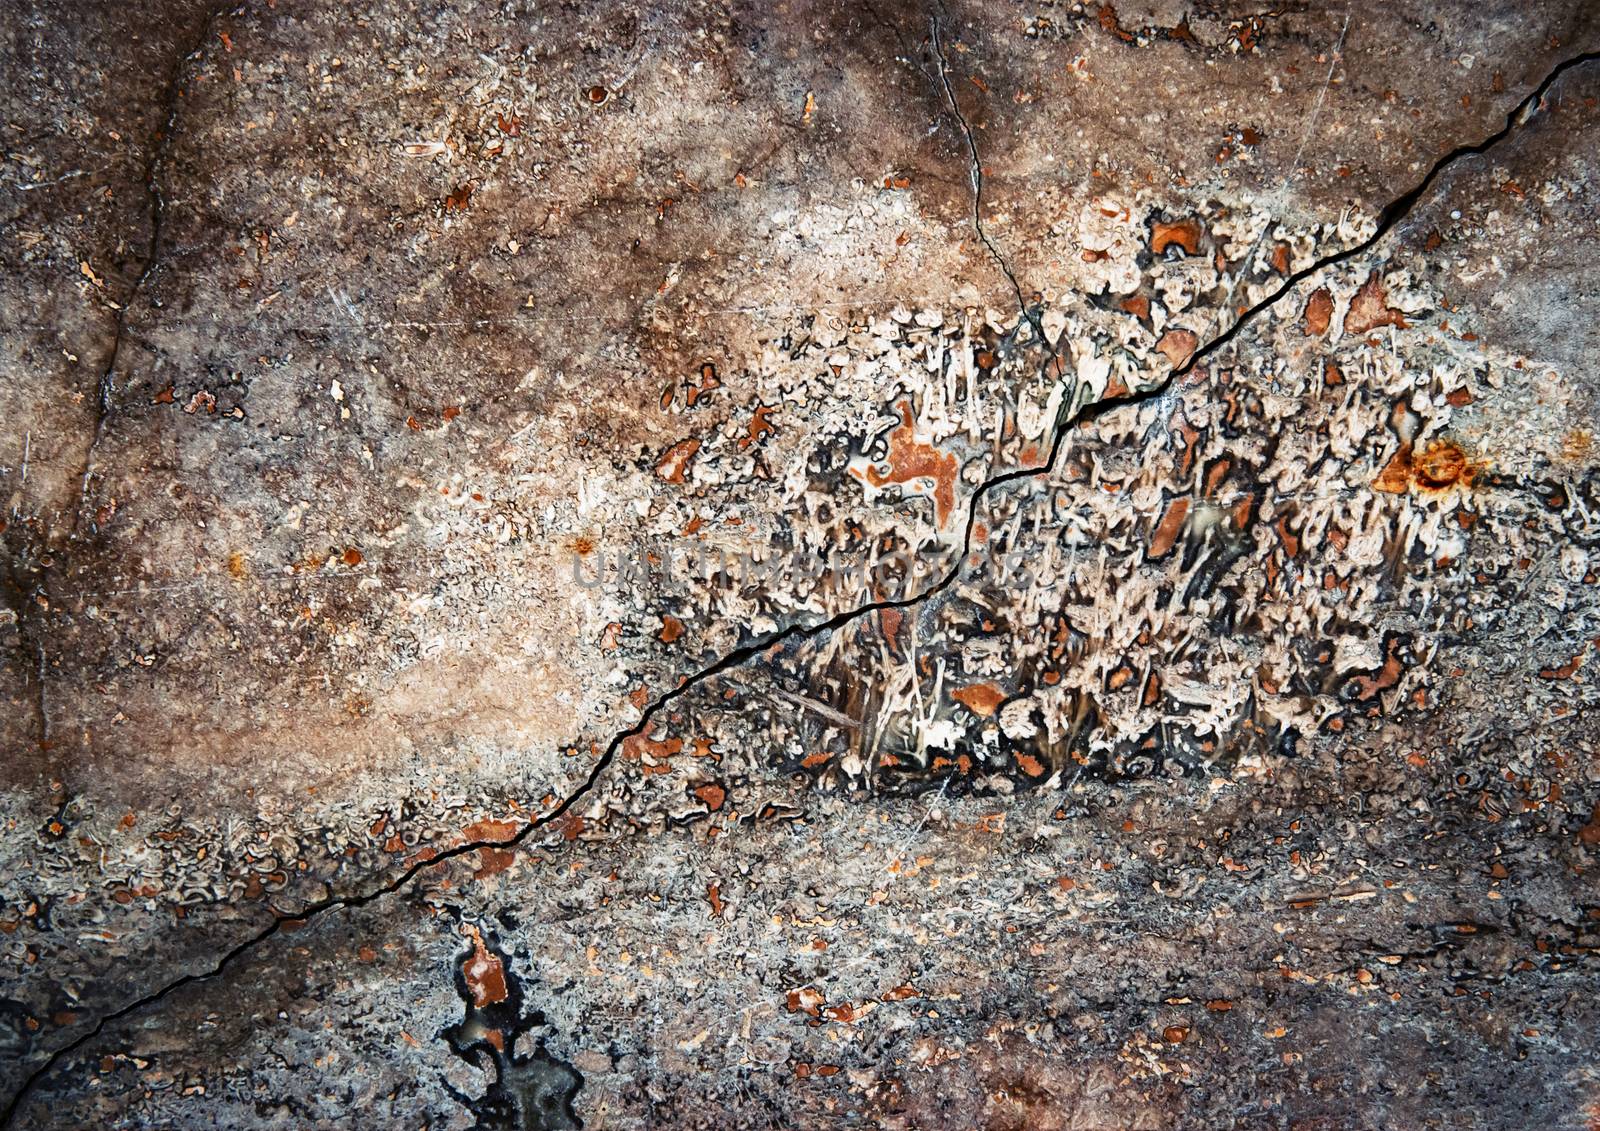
[3,1,1600,1127]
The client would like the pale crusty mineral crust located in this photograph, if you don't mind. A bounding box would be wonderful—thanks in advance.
[2,1,1599,1128]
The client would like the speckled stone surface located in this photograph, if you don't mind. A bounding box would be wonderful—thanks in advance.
[3,2,1600,1127]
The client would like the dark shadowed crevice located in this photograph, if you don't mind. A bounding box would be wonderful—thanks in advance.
[5,40,1597,1131]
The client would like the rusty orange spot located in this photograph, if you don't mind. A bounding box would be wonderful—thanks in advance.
[658,614,685,644]
[1015,752,1046,777]
[952,683,1005,717]
[693,782,726,811]
[475,847,516,877]
[462,817,520,842]
[855,399,959,528]
[1148,497,1190,558]
[1374,439,1481,495]
[740,404,777,450]
[1156,329,1198,368]
[1303,288,1333,336]
[461,926,508,1009]
[1344,272,1408,335]
[655,438,701,483]
[1150,217,1203,256]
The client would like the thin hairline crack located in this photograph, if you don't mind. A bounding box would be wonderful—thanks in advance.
[5,40,1597,1130]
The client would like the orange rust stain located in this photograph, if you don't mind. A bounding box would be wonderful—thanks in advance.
[658,614,685,644]
[1344,271,1408,335]
[1539,648,1587,680]
[461,926,508,1009]
[1150,217,1203,256]
[1303,288,1334,336]
[463,817,520,842]
[622,731,684,775]
[1120,295,1151,322]
[1351,638,1407,702]
[1156,329,1198,368]
[693,782,726,810]
[854,399,960,528]
[1275,515,1301,557]
[1148,497,1190,558]
[707,883,725,918]
[952,683,1005,717]
[568,534,595,555]
[739,404,777,450]
[1374,440,1481,495]
[685,362,721,407]
[1577,806,1600,846]
[878,605,904,653]
[655,438,701,483]
[475,847,516,877]
[1015,752,1046,777]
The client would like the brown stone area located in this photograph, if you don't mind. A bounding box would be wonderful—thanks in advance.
[3,1,1600,1128]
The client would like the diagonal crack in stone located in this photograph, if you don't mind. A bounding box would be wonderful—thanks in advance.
[927,12,1041,345]
[70,2,234,540]
[5,39,1598,1131]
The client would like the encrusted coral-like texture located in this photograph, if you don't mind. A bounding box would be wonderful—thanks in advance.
[3,1,1600,1127]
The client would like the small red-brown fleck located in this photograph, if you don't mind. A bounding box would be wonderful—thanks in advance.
[1150,218,1203,256]
[739,404,777,450]
[878,606,904,654]
[1539,650,1586,680]
[1578,804,1600,846]
[693,782,726,811]
[1303,288,1334,336]
[854,399,960,529]
[1344,272,1408,335]
[1162,1025,1190,1044]
[706,883,724,918]
[1148,497,1190,558]
[656,438,701,483]
[1156,329,1198,368]
[341,547,363,566]
[658,614,685,644]
[786,987,824,1016]
[952,683,1005,717]
[461,927,508,1009]
[462,817,520,842]
[1374,440,1479,495]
